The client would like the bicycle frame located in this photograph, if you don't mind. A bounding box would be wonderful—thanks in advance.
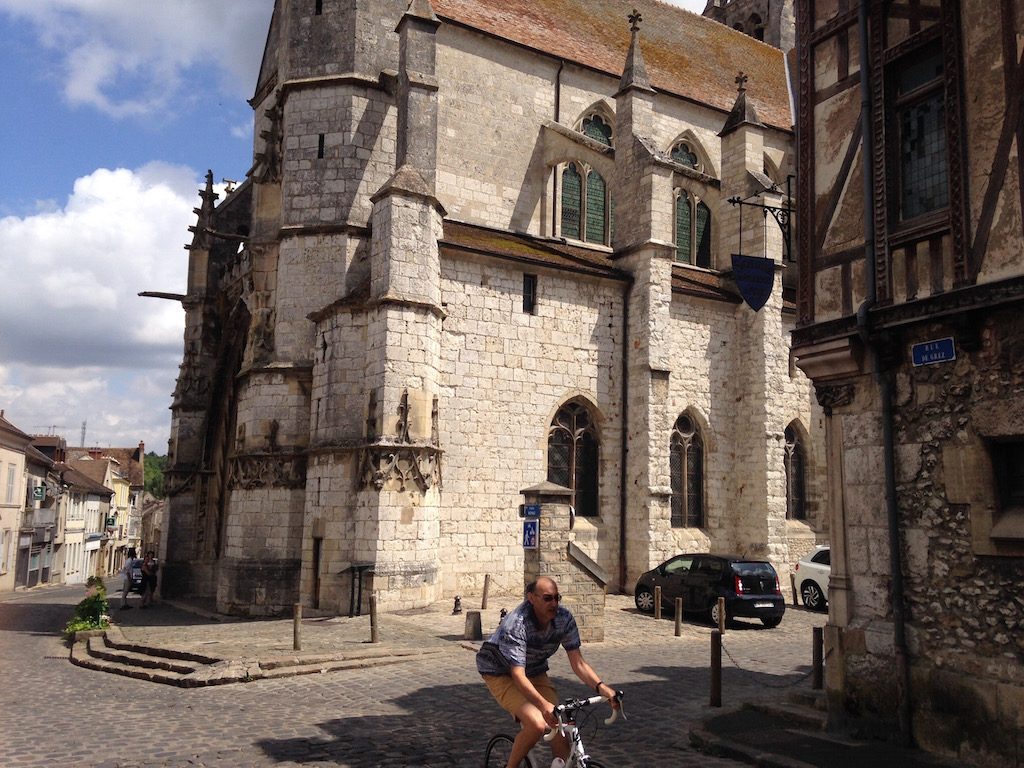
[543,692,624,767]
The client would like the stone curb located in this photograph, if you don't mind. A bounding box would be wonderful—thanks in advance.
[689,711,819,768]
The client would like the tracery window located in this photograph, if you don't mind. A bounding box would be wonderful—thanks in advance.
[561,163,612,245]
[582,114,613,147]
[548,402,599,518]
[675,192,712,268]
[671,142,701,171]
[784,424,807,520]
[670,414,704,528]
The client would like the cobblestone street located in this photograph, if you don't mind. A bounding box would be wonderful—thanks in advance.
[0,582,825,767]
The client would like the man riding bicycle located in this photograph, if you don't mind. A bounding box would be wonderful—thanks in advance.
[477,576,619,768]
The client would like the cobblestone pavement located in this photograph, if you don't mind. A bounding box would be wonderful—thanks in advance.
[0,581,826,767]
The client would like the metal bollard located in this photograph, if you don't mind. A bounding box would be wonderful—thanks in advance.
[293,603,302,651]
[717,596,726,634]
[791,572,799,607]
[710,629,722,707]
[812,626,824,689]
[482,574,491,610]
[674,598,683,637]
[452,595,462,615]
[370,595,379,643]
[654,586,662,620]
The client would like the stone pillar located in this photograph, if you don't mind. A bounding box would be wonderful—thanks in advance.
[522,482,607,642]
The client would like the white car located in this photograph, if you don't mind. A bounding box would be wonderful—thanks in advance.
[795,545,830,611]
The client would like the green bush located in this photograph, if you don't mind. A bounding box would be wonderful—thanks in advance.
[65,578,110,639]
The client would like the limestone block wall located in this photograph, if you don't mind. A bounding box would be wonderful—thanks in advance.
[232,371,311,452]
[311,309,369,444]
[437,253,625,597]
[281,85,396,230]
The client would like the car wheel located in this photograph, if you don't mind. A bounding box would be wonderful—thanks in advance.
[709,600,727,626]
[761,616,782,628]
[635,586,656,613]
[801,582,825,611]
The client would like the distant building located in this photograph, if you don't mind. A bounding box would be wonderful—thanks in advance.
[702,0,795,51]
[0,411,31,592]
[792,0,1024,762]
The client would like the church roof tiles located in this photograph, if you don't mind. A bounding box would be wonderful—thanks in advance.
[432,0,792,131]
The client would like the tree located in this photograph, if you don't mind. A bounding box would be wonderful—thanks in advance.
[144,452,166,498]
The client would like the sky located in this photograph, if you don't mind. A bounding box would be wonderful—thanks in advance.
[0,0,704,454]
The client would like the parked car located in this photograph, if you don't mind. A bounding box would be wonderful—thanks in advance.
[795,545,830,611]
[634,553,785,628]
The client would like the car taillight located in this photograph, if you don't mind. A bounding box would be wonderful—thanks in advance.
[773,576,781,594]
[734,574,744,594]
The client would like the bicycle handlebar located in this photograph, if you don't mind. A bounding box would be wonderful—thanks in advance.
[542,691,625,742]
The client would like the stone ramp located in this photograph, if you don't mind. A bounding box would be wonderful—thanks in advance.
[69,625,447,687]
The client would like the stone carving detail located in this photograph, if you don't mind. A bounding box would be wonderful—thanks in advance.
[243,280,275,365]
[815,383,855,414]
[250,97,283,184]
[358,390,443,493]
[229,452,307,490]
[163,471,197,497]
[173,341,210,408]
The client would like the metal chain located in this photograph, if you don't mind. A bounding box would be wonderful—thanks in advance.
[719,636,832,690]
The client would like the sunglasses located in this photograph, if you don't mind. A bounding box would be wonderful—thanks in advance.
[540,593,561,603]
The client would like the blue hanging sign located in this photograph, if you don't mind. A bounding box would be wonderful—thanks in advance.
[731,253,776,311]
[912,338,956,367]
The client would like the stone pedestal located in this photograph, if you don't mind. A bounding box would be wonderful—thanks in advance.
[521,482,607,642]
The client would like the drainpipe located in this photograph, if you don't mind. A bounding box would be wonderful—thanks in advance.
[553,60,564,238]
[619,278,632,593]
[856,0,913,746]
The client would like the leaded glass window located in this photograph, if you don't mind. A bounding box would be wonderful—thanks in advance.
[582,115,613,146]
[561,164,582,240]
[671,142,699,170]
[670,414,704,528]
[586,171,607,244]
[675,194,692,263]
[548,402,599,517]
[785,424,806,520]
[695,201,712,268]
[893,40,947,222]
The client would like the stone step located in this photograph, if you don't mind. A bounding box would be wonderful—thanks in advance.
[786,687,828,712]
[259,646,440,671]
[70,639,198,687]
[87,636,199,675]
[746,700,828,731]
[260,649,446,679]
[103,627,222,665]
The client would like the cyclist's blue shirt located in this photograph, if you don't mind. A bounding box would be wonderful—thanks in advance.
[475,600,581,677]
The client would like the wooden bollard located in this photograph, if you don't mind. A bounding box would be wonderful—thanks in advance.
[482,574,491,610]
[654,586,662,620]
[674,598,683,637]
[370,595,379,643]
[464,610,483,640]
[710,629,722,707]
[717,596,726,634]
[791,572,799,607]
[812,626,824,689]
[293,603,302,651]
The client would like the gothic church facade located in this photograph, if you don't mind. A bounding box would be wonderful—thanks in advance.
[164,0,822,616]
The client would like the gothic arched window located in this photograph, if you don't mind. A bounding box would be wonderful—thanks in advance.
[582,114,613,146]
[785,424,807,520]
[548,402,599,518]
[561,163,612,246]
[675,193,713,268]
[670,414,704,528]
[671,142,701,171]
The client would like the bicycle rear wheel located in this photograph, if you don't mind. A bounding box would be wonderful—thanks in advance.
[582,760,608,767]
[483,733,535,768]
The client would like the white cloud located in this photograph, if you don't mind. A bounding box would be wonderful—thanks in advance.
[0,0,272,118]
[0,164,204,450]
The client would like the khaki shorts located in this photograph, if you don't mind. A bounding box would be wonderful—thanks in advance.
[482,672,558,716]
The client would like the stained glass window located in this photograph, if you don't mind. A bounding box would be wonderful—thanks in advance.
[784,424,806,520]
[675,194,692,263]
[561,165,582,240]
[671,142,699,170]
[582,115,613,146]
[695,201,712,268]
[586,171,607,244]
[548,402,599,517]
[670,414,704,528]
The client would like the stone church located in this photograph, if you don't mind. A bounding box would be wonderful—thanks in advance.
[162,0,823,616]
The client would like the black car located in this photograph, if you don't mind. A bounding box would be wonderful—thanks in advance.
[634,553,785,628]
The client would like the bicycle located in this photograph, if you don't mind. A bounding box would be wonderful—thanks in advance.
[483,691,625,768]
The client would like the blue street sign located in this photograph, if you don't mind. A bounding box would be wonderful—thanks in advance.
[523,520,539,549]
[523,503,541,518]
[912,337,956,367]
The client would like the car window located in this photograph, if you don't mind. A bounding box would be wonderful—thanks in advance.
[812,549,831,566]
[695,557,723,576]
[664,557,693,576]
[732,561,777,579]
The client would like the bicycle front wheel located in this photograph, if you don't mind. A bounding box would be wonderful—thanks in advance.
[483,733,535,768]
[582,760,608,768]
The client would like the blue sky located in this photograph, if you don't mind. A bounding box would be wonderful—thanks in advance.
[0,0,702,453]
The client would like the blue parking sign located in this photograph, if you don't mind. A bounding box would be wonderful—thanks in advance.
[523,519,539,549]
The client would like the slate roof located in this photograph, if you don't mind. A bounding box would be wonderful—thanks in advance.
[432,0,792,131]
[58,463,113,497]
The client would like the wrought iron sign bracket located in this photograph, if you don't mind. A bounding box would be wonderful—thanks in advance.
[727,174,793,260]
